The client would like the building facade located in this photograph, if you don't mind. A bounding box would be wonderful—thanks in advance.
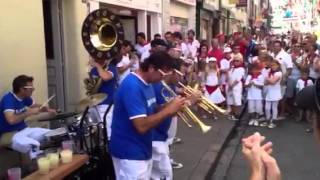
[163,0,196,37]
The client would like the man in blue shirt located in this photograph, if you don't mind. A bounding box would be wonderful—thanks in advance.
[110,52,186,179]
[151,60,184,180]
[89,57,118,139]
[0,75,55,155]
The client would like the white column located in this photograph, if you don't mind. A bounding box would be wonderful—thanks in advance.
[137,10,147,34]
[188,6,196,31]
[151,13,162,36]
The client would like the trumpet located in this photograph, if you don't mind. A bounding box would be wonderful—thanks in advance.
[178,82,227,115]
[161,81,211,133]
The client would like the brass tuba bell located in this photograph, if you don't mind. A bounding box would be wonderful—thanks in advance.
[81,9,124,95]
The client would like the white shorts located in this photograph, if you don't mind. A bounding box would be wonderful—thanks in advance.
[112,157,152,180]
[151,141,172,180]
[11,127,50,154]
[248,99,263,114]
[226,90,242,106]
[166,116,177,145]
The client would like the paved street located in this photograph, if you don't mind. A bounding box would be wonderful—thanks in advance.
[171,114,235,180]
[225,120,320,180]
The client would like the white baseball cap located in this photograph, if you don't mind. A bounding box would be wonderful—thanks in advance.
[223,47,232,53]
[206,57,217,63]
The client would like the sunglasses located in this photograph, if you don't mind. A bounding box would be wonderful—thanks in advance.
[23,86,35,90]
[158,69,173,76]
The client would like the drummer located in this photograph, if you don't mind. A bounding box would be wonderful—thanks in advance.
[0,75,55,156]
[88,57,118,139]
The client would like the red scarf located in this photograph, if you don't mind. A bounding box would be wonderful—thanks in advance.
[303,79,308,87]
[205,85,219,95]
[250,72,261,79]
[268,70,277,77]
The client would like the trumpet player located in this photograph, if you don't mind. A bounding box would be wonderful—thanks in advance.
[109,52,186,180]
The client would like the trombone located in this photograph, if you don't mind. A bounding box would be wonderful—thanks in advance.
[178,82,227,115]
[161,81,211,133]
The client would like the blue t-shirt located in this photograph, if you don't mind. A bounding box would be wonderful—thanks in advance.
[109,73,157,160]
[152,82,173,142]
[0,92,33,134]
[90,64,118,105]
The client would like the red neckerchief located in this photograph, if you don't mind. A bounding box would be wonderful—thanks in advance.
[205,85,219,94]
[198,54,207,60]
[303,79,308,87]
[250,72,261,79]
[307,53,317,63]
[232,63,244,68]
[268,70,277,77]
[142,41,149,46]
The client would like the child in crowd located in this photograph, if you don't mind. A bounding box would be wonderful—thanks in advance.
[219,47,233,95]
[226,54,245,120]
[204,57,225,105]
[261,60,282,128]
[197,44,209,83]
[296,69,314,122]
[245,62,264,126]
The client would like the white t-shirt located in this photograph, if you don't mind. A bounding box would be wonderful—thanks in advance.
[140,50,150,63]
[135,43,151,56]
[219,58,231,85]
[227,67,245,91]
[180,42,189,58]
[205,71,219,86]
[186,40,200,58]
[296,79,314,91]
[245,74,264,100]
[117,54,131,83]
[271,50,293,77]
[265,71,282,101]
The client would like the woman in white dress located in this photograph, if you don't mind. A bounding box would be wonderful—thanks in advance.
[203,57,225,104]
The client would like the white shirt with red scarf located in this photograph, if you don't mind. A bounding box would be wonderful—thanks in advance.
[296,79,314,91]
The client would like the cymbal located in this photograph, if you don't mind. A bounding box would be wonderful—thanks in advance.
[25,112,56,122]
[76,93,108,112]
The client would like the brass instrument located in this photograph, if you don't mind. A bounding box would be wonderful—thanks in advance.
[81,9,124,95]
[178,82,227,115]
[161,81,211,133]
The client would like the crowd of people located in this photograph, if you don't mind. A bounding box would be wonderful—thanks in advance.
[1,28,320,179]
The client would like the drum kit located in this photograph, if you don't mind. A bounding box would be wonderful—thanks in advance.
[29,93,109,153]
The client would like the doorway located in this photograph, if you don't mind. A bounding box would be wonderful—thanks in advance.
[42,0,66,111]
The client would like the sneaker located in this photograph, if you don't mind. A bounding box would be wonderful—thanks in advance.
[260,122,269,127]
[229,115,239,121]
[268,122,276,129]
[172,137,182,144]
[306,128,313,133]
[248,119,255,126]
[276,116,286,121]
[171,159,183,169]
[253,120,259,127]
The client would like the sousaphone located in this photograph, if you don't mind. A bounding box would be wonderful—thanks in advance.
[82,9,124,95]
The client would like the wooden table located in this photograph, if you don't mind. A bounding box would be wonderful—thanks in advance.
[23,154,89,180]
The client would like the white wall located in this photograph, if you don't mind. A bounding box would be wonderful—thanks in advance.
[62,0,89,110]
[0,1,48,102]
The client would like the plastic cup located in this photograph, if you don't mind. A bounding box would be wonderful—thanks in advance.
[7,167,21,180]
[47,152,60,169]
[37,157,50,174]
[62,140,74,152]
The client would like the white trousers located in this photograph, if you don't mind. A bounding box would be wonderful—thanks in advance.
[151,141,172,180]
[265,101,279,121]
[112,157,152,180]
[88,105,113,140]
[248,100,263,114]
[11,127,50,154]
[166,116,177,145]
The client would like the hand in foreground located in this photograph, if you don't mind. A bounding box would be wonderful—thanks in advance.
[242,132,281,180]
[26,107,41,116]
[40,106,57,114]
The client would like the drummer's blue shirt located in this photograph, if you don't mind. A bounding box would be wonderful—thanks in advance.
[110,73,156,160]
[0,92,33,134]
[90,64,118,105]
[152,82,173,142]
